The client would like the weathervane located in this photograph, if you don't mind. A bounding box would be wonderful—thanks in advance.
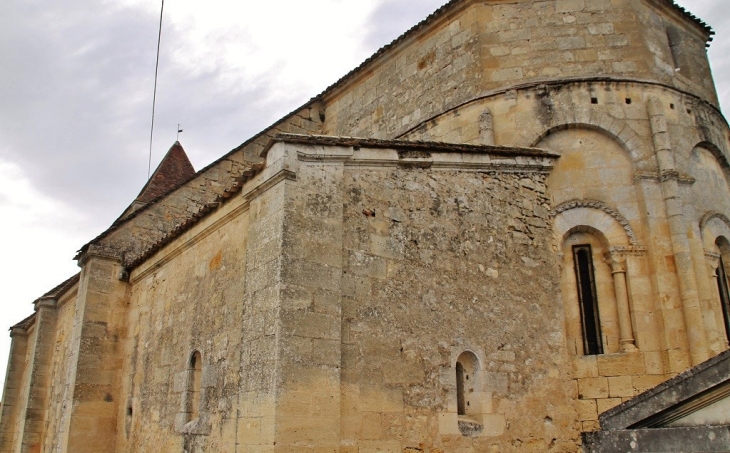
[177,124,183,141]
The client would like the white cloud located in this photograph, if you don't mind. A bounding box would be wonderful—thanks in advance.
[0,160,93,390]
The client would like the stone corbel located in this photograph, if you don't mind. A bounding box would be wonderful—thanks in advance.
[34,297,57,312]
[77,243,124,267]
[9,326,28,337]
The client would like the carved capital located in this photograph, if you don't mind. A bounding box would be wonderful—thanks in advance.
[610,256,627,274]
[705,251,721,270]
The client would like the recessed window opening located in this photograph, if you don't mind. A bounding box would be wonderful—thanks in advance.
[666,26,683,71]
[456,362,466,415]
[573,245,604,355]
[455,351,479,418]
[625,98,632,105]
[716,255,730,343]
[187,351,202,422]
[591,97,598,104]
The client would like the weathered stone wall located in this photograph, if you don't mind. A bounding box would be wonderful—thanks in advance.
[336,164,578,452]
[322,1,483,140]
[117,194,251,452]
[399,80,730,431]
[41,287,79,452]
[320,0,717,143]
[1,1,726,451]
[0,328,29,453]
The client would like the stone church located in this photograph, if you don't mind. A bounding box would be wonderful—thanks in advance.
[2,0,730,451]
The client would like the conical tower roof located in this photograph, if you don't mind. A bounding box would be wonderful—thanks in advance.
[119,141,196,220]
[136,141,195,203]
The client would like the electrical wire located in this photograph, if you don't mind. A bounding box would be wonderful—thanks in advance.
[148,0,165,179]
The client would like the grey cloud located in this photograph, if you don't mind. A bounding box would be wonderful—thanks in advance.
[0,1,311,234]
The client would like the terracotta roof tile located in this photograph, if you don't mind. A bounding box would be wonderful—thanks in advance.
[135,141,195,204]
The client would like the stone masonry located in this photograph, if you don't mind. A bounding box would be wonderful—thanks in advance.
[1,1,729,452]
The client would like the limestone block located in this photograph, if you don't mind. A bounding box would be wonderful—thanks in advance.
[556,0,585,13]
[578,377,609,399]
[439,413,461,436]
[596,353,646,377]
[482,413,506,437]
[596,397,623,415]
[608,376,634,398]
[572,356,599,378]
[577,399,598,421]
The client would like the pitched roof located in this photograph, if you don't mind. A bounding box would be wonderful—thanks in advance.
[78,0,715,267]
[135,141,195,204]
[9,273,80,331]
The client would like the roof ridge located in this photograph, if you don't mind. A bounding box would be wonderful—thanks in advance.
[78,0,716,261]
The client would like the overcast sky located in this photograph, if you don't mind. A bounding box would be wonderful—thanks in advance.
[0,0,728,391]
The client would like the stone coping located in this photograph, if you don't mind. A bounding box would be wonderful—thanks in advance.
[262,133,558,159]
[600,349,730,430]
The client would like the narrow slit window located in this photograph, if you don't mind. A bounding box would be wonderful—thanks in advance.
[187,351,202,422]
[456,362,466,415]
[666,26,686,73]
[716,256,730,342]
[573,245,603,355]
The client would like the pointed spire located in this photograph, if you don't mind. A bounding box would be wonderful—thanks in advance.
[136,141,195,204]
[118,142,196,221]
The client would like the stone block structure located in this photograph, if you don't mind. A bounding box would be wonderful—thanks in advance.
[1,1,729,451]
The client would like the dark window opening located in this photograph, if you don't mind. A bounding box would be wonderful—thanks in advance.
[456,362,466,415]
[573,245,603,355]
[187,351,202,422]
[716,256,730,343]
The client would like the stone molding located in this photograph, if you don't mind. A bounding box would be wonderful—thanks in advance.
[285,141,556,173]
[553,199,640,246]
[609,246,649,257]
[635,171,696,185]
[700,211,730,232]
[77,243,124,267]
[398,77,728,144]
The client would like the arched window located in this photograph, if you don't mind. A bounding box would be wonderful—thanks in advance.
[573,244,603,355]
[186,351,202,422]
[455,351,479,418]
[560,226,626,355]
[715,239,730,343]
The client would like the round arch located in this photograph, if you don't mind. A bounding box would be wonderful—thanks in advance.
[523,118,650,170]
[554,200,638,248]
[701,212,730,252]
